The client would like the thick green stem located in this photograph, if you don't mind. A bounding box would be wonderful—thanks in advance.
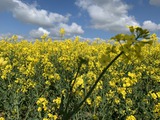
[66,51,124,119]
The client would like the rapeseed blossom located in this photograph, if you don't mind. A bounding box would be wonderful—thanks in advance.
[53,97,61,109]
[0,57,7,67]
[94,96,102,107]
[59,28,65,38]
[126,115,136,120]
[86,98,92,105]
[0,117,5,120]
[36,97,48,111]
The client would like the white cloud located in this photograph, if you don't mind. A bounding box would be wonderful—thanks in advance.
[0,0,16,11]
[0,0,84,37]
[50,23,84,37]
[12,0,69,27]
[149,0,160,6]
[75,0,139,33]
[0,0,69,26]
[0,33,25,40]
[59,23,84,35]
[29,27,50,38]
[142,20,160,31]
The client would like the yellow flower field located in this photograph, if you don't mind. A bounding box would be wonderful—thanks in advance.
[0,27,159,120]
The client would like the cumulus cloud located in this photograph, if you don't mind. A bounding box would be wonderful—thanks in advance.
[29,27,50,38]
[59,23,84,35]
[30,23,84,38]
[142,20,160,31]
[149,0,160,6]
[50,23,84,37]
[75,0,139,33]
[0,0,69,27]
[0,0,84,37]
[0,0,16,12]
[0,33,25,40]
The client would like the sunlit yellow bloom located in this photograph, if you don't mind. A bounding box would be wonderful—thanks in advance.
[45,80,51,86]
[94,96,102,107]
[86,98,92,105]
[41,33,48,40]
[126,115,136,120]
[36,97,48,111]
[153,103,160,118]
[156,92,160,98]
[148,91,158,100]
[128,72,136,78]
[0,117,5,120]
[37,107,42,112]
[53,114,58,120]
[117,87,126,99]
[72,76,84,92]
[151,93,157,100]
[109,80,116,87]
[43,118,49,120]
[114,97,120,104]
[0,57,7,66]
[53,97,61,108]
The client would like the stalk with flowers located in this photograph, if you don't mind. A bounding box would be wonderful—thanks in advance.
[59,26,158,119]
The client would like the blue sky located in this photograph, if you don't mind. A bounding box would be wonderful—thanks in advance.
[0,0,160,40]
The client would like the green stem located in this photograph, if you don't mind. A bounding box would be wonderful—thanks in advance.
[67,51,124,119]
[14,93,19,120]
[62,62,82,119]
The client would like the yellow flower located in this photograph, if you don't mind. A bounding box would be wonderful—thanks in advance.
[53,115,58,120]
[36,97,48,111]
[128,72,136,78]
[45,80,51,86]
[156,92,160,98]
[37,107,42,112]
[126,115,136,120]
[86,98,92,105]
[114,97,120,104]
[148,91,158,100]
[59,28,65,38]
[72,76,84,92]
[117,87,126,99]
[48,113,58,120]
[36,97,48,105]
[153,103,160,118]
[48,113,54,118]
[150,33,158,41]
[94,96,102,107]
[109,80,116,87]
[41,33,48,40]
[11,35,18,41]
[0,57,7,66]
[53,97,61,108]
[151,93,157,100]
[0,117,5,120]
